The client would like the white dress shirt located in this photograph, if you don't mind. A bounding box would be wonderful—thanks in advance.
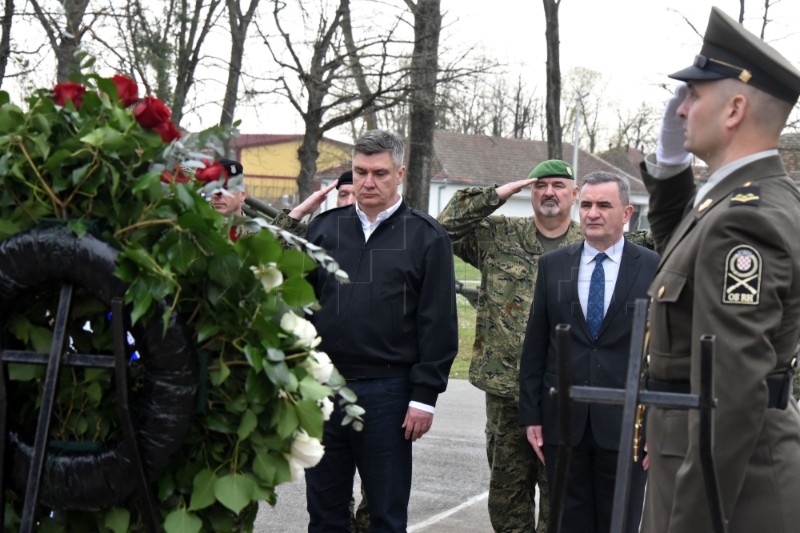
[578,237,624,320]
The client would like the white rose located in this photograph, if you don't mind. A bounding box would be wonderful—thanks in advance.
[289,429,325,477]
[304,350,334,384]
[250,263,283,292]
[286,455,306,482]
[318,396,334,421]
[280,311,321,348]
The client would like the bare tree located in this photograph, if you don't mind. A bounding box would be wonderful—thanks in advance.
[220,0,260,154]
[612,102,658,153]
[98,0,223,127]
[29,0,94,83]
[404,0,441,212]
[0,0,13,87]
[562,67,604,153]
[542,0,562,159]
[258,0,409,200]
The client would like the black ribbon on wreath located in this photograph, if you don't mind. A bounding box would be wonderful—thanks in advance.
[0,226,197,530]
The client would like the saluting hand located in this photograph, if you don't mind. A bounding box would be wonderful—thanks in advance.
[288,181,339,220]
[496,177,537,201]
[656,83,692,167]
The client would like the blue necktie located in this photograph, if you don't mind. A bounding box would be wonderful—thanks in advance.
[587,252,607,339]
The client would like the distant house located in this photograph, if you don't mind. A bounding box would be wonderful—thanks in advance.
[230,134,352,208]
[236,131,650,229]
[343,131,647,230]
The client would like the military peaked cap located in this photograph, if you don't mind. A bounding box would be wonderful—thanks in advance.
[669,6,800,104]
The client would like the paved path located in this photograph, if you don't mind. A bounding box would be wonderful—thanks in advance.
[255,378,494,532]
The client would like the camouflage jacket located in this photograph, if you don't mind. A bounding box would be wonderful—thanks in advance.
[438,186,655,399]
[438,186,584,398]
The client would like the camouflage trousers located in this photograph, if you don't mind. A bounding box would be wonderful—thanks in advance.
[485,393,549,533]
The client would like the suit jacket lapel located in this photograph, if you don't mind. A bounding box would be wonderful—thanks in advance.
[568,243,593,341]
[596,240,640,339]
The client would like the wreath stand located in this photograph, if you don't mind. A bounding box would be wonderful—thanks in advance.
[0,227,198,533]
[0,288,161,533]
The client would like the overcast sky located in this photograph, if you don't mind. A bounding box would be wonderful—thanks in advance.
[225,0,800,140]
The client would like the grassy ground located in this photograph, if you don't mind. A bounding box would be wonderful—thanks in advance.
[450,256,480,379]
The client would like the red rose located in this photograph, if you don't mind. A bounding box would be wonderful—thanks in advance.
[160,166,190,184]
[112,75,139,107]
[134,96,171,128]
[152,119,181,142]
[194,161,229,184]
[52,82,87,109]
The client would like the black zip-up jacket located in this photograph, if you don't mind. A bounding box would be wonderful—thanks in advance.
[306,201,458,407]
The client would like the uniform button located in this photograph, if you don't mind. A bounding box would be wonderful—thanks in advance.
[592,346,598,352]
[657,286,665,298]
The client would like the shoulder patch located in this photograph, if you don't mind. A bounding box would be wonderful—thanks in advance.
[722,245,762,305]
[729,185,760,207]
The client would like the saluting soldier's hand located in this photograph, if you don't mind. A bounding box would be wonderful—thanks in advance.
[496,178,537,201]
[288,181,339,220]
[656,83,692,167]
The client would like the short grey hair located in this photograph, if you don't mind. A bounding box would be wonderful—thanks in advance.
[581,171,630,206]
[353,130,405,168]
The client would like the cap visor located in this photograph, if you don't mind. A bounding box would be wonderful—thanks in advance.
[668,65,727,82]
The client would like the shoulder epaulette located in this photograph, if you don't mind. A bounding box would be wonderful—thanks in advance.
[729,184,760,207]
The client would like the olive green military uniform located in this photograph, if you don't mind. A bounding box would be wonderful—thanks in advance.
[439,186,582,532]
[641,159,800,533]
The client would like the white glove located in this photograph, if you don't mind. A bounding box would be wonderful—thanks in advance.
[656,83,692,166]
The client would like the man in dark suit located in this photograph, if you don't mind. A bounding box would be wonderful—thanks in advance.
[519,171,658,533]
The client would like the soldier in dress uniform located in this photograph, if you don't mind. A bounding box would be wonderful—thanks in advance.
[640,7,800,532]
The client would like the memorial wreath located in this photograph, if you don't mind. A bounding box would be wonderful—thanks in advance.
[0,65,360,533]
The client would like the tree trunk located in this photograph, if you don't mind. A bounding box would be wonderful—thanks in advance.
[220,0,260,154]
[341,0,377,130]
[543,0,562,159]
[0,0,13,88]
[30,0,90,83]
[403,0,441,213]
[297,124,323,201]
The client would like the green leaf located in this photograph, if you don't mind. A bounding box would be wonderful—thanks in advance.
[67,219,88,237]
[163,508,202,533]
[338,386,358,404]
[8,363,42,382]
[299,376,332,401]
[80,126,125,149]
[208,253,242,285]
[237,409,258,441]
[278,249,317,277]
[214,473,254,514]
[295,399,324,440]
[103,508,130,533]
[243,345,263,369]
[252,452,278,484]
[188,469,217,511]
[85,381,102,406]
[275,402,299,439]
[209,359,230,386]
[279,276,316,308]
[197,321,221,343]
[167,234,197,274]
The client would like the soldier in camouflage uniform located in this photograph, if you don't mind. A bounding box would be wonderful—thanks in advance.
[438,159,582,533]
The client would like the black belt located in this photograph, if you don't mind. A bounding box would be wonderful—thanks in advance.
[647,367,796,410]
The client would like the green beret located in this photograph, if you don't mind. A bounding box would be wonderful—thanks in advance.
[528,159,574,180]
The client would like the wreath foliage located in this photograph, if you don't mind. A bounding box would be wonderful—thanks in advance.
[0,66,359,533]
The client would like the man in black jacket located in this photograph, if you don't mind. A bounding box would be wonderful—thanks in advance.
[304,130,459,533]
